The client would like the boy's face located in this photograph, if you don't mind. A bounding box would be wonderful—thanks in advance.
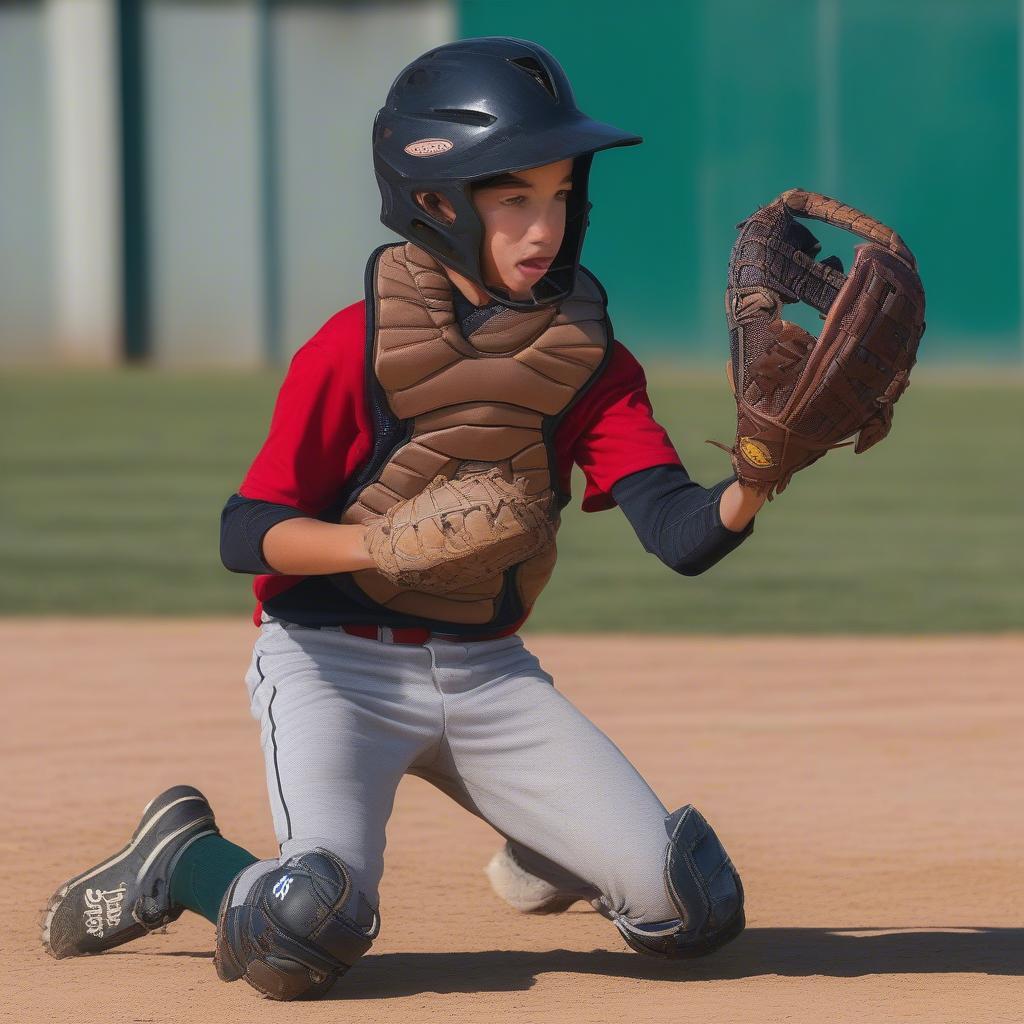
[416,157,573,302]
[471,158,573,300]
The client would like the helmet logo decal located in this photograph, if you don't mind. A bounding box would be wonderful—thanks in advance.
[404,138,454,157]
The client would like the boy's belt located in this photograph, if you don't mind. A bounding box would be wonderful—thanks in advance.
[341,623,519,646]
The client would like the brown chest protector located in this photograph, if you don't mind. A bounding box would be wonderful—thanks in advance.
[339,243,611,625]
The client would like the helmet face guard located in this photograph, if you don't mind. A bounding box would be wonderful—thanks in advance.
[372,37,641,309]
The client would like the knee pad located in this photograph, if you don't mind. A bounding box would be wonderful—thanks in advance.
[214,849,379,1000]
[616,805,744,959]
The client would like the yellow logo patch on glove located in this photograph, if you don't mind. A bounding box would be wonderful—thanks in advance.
[739,437,774,468]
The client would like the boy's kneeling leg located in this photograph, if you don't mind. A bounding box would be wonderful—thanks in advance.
[214,849,379,1000]
[615,805,744,960]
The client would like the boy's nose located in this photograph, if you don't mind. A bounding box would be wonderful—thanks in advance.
[528,213,563,247]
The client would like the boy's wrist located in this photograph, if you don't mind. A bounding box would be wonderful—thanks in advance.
[718,480,766,533]
[349,523,375,572]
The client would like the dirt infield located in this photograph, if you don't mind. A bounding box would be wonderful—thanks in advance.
[7,621,1022,1023]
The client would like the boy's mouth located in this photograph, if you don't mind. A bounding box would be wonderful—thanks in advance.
[517,257,552,277]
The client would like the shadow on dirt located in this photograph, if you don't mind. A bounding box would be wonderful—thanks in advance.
[330,927,1024,998]
[108,949,214,959]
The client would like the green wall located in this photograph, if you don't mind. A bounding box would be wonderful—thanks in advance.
[460,0,1021,362]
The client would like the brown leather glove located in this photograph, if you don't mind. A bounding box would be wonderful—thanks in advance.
[717,188,926,498]
[364,468,555,595]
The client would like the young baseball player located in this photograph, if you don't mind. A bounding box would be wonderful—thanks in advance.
[42,37,764,999]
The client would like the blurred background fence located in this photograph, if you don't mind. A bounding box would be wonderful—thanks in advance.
[2,0,1021,366]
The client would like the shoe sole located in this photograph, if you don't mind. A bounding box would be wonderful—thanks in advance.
[42,787,215,959]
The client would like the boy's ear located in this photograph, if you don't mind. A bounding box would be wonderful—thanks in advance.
[414,190,456,226]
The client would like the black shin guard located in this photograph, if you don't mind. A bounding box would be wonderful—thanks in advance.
[617,805,745,959]
[215,849,379,1000]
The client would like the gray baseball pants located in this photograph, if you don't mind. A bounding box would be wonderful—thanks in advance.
[229,615,681,932]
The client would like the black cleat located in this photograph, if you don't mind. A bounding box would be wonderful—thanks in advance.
[42,785,218,959]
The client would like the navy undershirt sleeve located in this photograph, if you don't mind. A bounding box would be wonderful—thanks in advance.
[219,493,308,574]
[610,464,753,576]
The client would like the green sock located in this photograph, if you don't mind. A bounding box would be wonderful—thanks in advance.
[169,833,259,925]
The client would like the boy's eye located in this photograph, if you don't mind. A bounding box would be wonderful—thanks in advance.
[498,191,571,206]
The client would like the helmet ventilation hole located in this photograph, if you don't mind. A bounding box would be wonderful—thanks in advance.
[431,107,497,127]
[405,67,432,88]
[508,56,557,99]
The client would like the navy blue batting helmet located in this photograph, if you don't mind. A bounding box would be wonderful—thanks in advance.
[372,37,641,308]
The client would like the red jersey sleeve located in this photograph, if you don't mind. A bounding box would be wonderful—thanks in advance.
[239,302,372,513]
[556,340,683,512]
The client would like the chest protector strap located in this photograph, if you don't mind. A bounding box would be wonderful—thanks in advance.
[340,243,611,625]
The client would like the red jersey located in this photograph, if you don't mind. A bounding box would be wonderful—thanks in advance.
[239,300,682,626]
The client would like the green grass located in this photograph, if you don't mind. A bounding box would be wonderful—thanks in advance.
[1,368,1021,632]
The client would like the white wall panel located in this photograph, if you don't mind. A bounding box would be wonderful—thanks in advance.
[46,0,122,364]
[274,0,454,355]
[144,1,263,366]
